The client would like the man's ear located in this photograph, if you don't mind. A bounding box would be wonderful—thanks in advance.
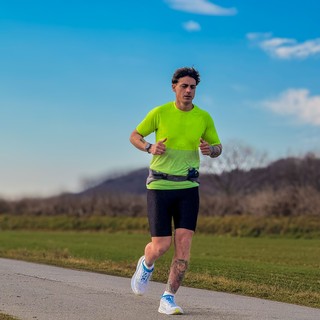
[172,83,176,92]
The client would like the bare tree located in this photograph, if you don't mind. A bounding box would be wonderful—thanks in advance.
[202,139,268,174]
[201,140,269,196]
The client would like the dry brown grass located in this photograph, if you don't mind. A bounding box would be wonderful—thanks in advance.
[1,185,319,218]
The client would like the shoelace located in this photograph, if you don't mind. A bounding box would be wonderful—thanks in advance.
[140,268,151,283]
[163,295,176,306]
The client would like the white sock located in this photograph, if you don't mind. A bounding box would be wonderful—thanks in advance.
[143,259,154,271]
[163,291,174,297]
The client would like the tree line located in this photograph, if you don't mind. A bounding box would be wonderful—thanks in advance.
[0,144,319,217]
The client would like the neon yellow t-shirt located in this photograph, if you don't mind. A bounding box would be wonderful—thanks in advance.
[136,101,221,190]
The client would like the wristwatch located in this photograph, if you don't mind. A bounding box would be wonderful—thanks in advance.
[145,143,152,153]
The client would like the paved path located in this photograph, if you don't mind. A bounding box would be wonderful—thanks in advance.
[0,258,319,320]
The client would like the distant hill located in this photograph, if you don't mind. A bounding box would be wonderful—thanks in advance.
[78,155,320,196]
[78,168,149,195]
[2,155,319,217]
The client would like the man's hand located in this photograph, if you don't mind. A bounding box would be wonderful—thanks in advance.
[200,138,222,158]
[199,138,211,156]
[151,138,167,155]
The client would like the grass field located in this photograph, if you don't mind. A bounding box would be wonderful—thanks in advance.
[0,314,18,320]
[1,214,319,237]
[0,230,319,308]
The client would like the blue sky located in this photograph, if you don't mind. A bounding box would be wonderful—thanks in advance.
[1,0,319,198]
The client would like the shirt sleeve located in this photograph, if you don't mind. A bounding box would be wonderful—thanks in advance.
[202,113,221,146]
[136,107,159,137]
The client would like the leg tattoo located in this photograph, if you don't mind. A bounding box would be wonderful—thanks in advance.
[166,259,189,294]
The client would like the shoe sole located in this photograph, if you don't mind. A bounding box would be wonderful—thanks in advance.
[158,307,183,315]
[131,256,145,295]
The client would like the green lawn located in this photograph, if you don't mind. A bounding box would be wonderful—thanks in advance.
[0,313,19,320]
[0,231,319,308]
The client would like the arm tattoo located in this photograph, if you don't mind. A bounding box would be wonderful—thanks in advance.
[166,259,189,294]
[209,144,222,158]
[139,137,146,143]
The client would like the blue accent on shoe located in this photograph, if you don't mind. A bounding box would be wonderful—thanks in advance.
[162,294,175,303]
[142,260,154,273]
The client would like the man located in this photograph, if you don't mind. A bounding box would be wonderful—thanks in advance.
[129,67,222,315]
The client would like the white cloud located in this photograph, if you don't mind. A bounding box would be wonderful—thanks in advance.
[183,20,201,32]
[165,0,237,16]
[247,32,320,59]
[262,89,320,126]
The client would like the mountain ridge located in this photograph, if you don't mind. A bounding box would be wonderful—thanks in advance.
[78,155,320,196]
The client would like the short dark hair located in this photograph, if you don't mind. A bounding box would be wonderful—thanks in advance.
[172,67,200,85]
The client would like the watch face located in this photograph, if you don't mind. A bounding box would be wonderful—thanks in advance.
[145,143,151,152]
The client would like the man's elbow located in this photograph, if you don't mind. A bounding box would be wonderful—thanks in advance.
[129,131,135,144]
[129,130,143,145]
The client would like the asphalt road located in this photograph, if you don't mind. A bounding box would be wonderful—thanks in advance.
[0,258,319,320]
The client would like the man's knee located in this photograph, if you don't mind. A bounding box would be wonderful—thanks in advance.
[152,238,171,256]
[174,229,194,257]
[177,235,192,248]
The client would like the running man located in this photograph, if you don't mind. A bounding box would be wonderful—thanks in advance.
[129,67,222,315]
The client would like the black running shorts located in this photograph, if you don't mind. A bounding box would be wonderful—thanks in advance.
[147,187,199,237]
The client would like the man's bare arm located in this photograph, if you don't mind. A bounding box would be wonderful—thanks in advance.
[129,129,167,155]
[129,129,149,152]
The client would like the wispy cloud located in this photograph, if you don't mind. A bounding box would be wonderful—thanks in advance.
[262,89,320,126]
[165,0,237,16]
[183,20,201,32]
[247,33,320,59]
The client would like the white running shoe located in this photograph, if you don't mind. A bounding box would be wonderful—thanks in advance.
[131,256,154,295]
[158,294,184,315]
